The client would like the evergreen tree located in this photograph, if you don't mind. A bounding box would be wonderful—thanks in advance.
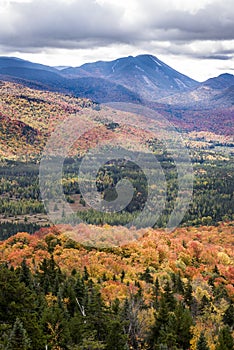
[106,319,128,350]
[215,326,234,350]
[41,305,71,350]
[196,332,210,350]
[164,281,176,311]
[150,295,177,349]
[73,333,106,350]
[84,283,107,342]
[18,259,32,288]
[140,267,153,284]
[223,303,234,328]
[83,266,89,281]
[184,280,193,308]
[174,302,193,349]
[199,295,210,314]
[176,272,184,294]
[6,318,31,350]
[120,270,125,283]
[69,313,85,347]
[154,277,160,308]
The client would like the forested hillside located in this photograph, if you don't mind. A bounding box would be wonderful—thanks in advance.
[0,222,233,349]
[0,78,233,350]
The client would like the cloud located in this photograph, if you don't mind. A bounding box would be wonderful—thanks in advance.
[0,0,233,62]
[140,0,234,41]
[0,0,127,50]
[201,55,233,60]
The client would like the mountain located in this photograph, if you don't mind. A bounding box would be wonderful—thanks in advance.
[0,55,233,114]
[202,73,234,90]
[156,72,234,109]
[0,56,58,73]
[63,54,199,100]
[213,85,234,105]
[0,81,149,160]
[54,65,71,70]
[0,57,141,103]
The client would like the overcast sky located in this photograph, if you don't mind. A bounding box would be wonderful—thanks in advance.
[0,0,233,81]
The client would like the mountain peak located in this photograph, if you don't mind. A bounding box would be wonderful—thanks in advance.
[203,73,234,90]
[63,53,199,100]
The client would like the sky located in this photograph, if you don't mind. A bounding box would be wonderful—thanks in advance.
[0,0,233,81]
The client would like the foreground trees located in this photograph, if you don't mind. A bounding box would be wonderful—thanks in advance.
[0,257,233,350]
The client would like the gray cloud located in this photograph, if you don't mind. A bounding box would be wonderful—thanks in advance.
[0,0,234,60]
[144,1,234,41]
[202,55,233,60]
[0,0,128,49]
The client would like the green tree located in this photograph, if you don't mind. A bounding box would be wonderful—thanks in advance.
[73,333,106,350]
[18,259,32,288]
[223,303,234,328]
[41,305,71,350]
[184,280,193,308]
[163,281,176,311]
[106,319,128,350]
[174,302,193,349]
[215,326,234,350]
[140,267,154,284]
[196,332,210,350]
[6,318,31,350]
[150,296,177,349]
[154,277,160,308]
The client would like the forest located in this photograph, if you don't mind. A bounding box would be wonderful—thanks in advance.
[0,81,233,349]
[0,222,233,349]
[0,142,233,240]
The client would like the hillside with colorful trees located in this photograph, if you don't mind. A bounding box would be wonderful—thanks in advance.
[0,222,233,349]
[0,79,233,350]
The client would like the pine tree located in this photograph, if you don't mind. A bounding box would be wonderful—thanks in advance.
[74,333,106,350]
[84,284,107,342]
[140,267,153,284]
[41,305,71,350]
[106,319,128,350]
[150,295,177,349]
[120,270,125,283]
[174,302,193,349]
[164,281,176,311]
[6,318,31,350]
[215,326,234,350]
[19,259,32,288]
[223,303,234,328]
[196,331,210,350]
[184,280,193,308]
[83,266,89,281]
[154,277,160,308]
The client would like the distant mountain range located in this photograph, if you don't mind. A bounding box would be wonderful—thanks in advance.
[62,54,199,100]
[0,55,233,108]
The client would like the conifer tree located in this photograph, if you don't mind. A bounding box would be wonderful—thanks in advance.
[154,277,160,308]
[196,331,210,350]
[184,280,193,308]
[164,281,176,311]
[140,267,153,284]
[215,326,234,350]
[106,319,128,350]
[223,303,234,328]
[19,259,32,288]
[174,302,193,349]
[6,318,31,350]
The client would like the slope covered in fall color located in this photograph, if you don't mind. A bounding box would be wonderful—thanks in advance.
[0,222,233,349]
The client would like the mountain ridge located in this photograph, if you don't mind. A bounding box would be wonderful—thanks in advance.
[62,54,199,100]
[0,55,233,106]
[0,55,233,120]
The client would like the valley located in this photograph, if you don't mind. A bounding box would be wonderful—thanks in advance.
[0,54,233,350]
